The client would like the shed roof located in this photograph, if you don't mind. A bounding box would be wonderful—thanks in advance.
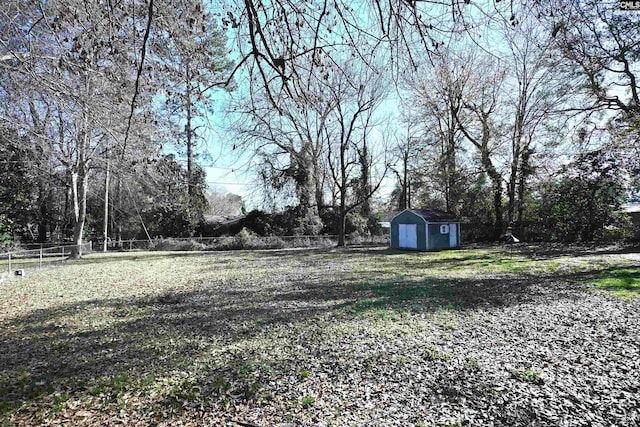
[397,209,459,222]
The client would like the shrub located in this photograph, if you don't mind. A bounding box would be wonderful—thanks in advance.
[0,215,13,251]
[207,229,288,250]
[534,150,626,243]
[240,210,273,236]
[152,238,207,251]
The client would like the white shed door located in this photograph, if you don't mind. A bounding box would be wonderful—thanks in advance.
[449,223,457,247]
[398,224,417,249]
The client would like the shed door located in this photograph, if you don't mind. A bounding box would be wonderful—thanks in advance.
[398,224,417,249]
[449,223,457,247]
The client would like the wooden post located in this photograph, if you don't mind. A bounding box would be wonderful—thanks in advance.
[129,240,132,251]
[7,253,11,274]
[61,246,64,263]
[39,248,43,269]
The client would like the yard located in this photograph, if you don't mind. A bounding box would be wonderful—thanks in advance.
[0,246,639,426]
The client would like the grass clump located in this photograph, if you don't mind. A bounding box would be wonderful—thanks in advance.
[300,395,315,408]
[464,357,481,372]
[423,345,451,362]
[513,369,543,385]
[591,269,640,298]
[110,374,131,392]
[298,370,311,380]
[51,393,69,413]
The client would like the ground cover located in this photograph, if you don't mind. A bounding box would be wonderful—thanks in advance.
[0,245,639,426]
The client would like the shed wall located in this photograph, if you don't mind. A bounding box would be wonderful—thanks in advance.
[427,223,461,250]
[427,224,449,250]
[390,211,427,250]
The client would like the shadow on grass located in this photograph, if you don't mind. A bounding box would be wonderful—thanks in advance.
[0,248,628,422]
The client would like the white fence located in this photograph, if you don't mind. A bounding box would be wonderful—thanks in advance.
[0,242,93,276]
[0,234,390,278]
[95,234,389,251]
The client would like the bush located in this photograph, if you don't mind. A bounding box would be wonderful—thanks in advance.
[208,229,287,250]
[195,221,223,237]
[461,222,496,243]
[144,204,192,238]
[152,238,207,251]
[240,210,273,236]
[319,208,380,236]
[0,215,14,251]
[534,150,626,243]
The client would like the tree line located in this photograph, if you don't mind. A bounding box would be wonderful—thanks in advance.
[1,0,639,253]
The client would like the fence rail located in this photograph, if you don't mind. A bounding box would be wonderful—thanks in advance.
[94,234,389,251]
[0,242,93,276]
[0,234,389,278]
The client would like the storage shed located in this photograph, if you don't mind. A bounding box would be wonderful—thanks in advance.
[390,209,461,251]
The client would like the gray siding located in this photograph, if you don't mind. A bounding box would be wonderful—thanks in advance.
[390,211,426,250]
[427,224,449,250]
[390,209,461,251]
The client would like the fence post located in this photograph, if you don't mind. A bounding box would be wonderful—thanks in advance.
[39,248,43,269]
[89,241,92,253]
[61,246,64,263]
[129,240,132,251]
[7,253,11,274]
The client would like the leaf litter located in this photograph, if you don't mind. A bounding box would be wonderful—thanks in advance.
[0,246,638,426]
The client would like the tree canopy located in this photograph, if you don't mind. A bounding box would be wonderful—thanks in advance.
[1,0,638,247]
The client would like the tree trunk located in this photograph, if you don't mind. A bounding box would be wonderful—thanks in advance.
[185,62,194,207]
[507,150,519,225]
[337,203,346,247]
[516,147,532,238]
[516,176,526,236]
[69,94,90,259]
[337,139,348,247]
[358,142,371,217]
[480,151,503,240]
[115,173,122,247]
[312,144,325,212]
[63,177,71,237]
[402,150,410,210]
[492,182,503,239]
[69,168,88,259]
[103,151,110,252]
[294,144,322,235]
[37,188,48,243]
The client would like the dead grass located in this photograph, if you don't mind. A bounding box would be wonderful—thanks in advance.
[0,246,639,426]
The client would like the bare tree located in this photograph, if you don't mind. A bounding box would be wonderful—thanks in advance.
[0,0,141,257]
[324,62,389,246]
[502,13,566,230]
[454,53,508,239]
[405,53,471,214]
[219,0,494,109]
[539,0,639,124]
[232,59,337,234]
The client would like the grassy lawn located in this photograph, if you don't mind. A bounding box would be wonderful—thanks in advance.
[0,246,639,426]
[591,268,640,298]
